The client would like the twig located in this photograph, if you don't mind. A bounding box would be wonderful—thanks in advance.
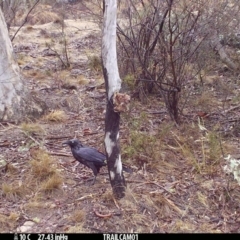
[47,151,72,157]
[221,118,240,124]
[21,131,41,146]
[0,123,17,131]
[0,121,16,125]
[75,194,94,201]
[11,0,41,41]
[148,110,167,114]
[113,197,120,209]
[222,104,240,114]
[46,44,68,68]
[135,181,173,195]
[164,197,184,215]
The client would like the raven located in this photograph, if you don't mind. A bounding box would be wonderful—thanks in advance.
[63,139,107,185]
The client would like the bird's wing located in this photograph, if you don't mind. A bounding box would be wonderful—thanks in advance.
[73,147,106,164]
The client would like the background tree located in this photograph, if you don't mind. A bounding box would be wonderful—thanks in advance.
[116,0,240,124]
[102,0,130,199]
[0,8,46,122]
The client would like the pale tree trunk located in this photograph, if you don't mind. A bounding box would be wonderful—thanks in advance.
[102,0,130,199]
[0,9,46,122]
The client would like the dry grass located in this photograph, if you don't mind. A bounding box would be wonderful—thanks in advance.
[192,91,219,112]
[197,191,209,208]
[28,149,63,195]
[24,200,45,210]
[4,163,18,174]
[10,4,61,27]
[20,122,45,136]
[16,53,26,66]
[68,209,86,222]
[22,69,48,80]
[40,173,63,192]
[8,212,20,222]
[207,131,222,162]
[26,4,62,25]
[0,213,19,231]
[23,198,60,220]
[25,26,34,31]
[43,110,67,122]
[30,149,58,179]
[76,75,90,85]
[170,220,196,232]
[2,182,26,199]
[66,224,87,233]
[61,78,78,90]
[101,189,115,204]
[87,54,102,73]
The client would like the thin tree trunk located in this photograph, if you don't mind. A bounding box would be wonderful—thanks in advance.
[102,0,126,199]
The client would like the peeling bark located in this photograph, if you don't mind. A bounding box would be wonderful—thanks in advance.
[0,9,47,122]
[102,0,126,199]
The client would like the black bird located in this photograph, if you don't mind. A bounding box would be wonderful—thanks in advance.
[63,139,107,185]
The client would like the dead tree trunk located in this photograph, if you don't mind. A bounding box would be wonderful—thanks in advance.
[0,9,46,122]
[102,0,129,199]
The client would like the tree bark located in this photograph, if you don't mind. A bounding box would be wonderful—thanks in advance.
[0,9,46,122]
[102,0,126,199]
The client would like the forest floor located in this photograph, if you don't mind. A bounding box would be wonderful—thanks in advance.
[0,2,240,233]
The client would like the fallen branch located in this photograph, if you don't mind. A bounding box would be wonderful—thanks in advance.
[221,118,240,124]
[75,194,94,201]
[47,151,72,157]
[222,104,240,114]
